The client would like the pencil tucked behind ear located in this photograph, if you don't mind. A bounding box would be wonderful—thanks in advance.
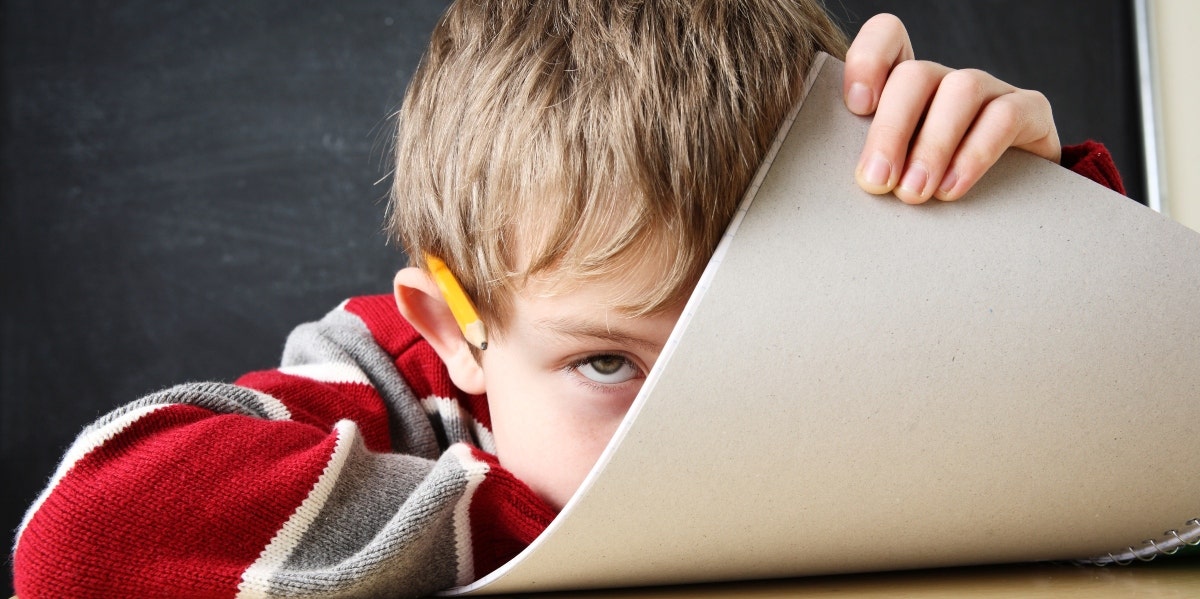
[393,267,486,395]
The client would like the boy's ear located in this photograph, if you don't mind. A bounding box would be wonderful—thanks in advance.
[393,267,486,395]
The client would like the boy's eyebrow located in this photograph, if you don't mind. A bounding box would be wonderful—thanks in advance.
[533,316,663,352]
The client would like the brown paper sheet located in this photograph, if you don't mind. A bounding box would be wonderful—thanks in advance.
[450,54,1200,595]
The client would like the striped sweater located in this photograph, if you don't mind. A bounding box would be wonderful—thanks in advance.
[12,295,556,598]
[11,142,1126,598]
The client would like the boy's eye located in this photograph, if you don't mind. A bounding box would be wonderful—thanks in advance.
[575,355,640,385]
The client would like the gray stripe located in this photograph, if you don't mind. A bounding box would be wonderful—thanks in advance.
[87,381,293,426]
[424,397,484,449]
[281,307,440,459]
[263,441,468,598]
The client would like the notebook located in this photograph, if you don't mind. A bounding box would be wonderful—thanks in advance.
[449,53,1200,595]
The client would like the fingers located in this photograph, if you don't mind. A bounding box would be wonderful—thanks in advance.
[858,65,1063,204]
[847,13,1062,203]
[855,60,951,198]
[843,14,914,115]
[932,88,1061,201]
[886,67,1008,203]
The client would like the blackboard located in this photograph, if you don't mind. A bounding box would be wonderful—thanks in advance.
[0,1,1142,593]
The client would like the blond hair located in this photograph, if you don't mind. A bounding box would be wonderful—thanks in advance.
[388,0,847,330]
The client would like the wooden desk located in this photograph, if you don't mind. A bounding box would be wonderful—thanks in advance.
[527,560,1200,598]
[9,561,1196,598]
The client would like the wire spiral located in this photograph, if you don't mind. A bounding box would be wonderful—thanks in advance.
[1077,518,1200,566]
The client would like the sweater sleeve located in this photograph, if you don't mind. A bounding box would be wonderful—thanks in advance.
[12,297,555,599]
[1060,140,1126,194]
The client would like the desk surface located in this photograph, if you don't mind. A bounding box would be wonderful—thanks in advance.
[7,561,1196,598]
[527,560,1200,598]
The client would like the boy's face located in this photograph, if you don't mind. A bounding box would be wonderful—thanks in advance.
[480,272,683,510]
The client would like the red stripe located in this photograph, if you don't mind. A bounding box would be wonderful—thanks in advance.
[15,404,338,599]
[345,294,494,432]
[343,295,422,358]
[1061,140,1125,195]
[236,369,392,452]
[465,448,557,579]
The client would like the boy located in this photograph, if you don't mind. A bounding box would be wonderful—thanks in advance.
[12,2,1122,598]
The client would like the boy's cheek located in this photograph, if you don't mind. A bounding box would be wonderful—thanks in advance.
[488,381,624,510]
[504,430,605,510]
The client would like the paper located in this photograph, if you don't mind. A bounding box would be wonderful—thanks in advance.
[450,54,1200,595]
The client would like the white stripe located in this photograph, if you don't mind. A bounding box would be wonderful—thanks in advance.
[472,422,496,454]
[420,395,496,453]
[449,444,490,586]
[420,395,443,415]
[420,396,460,419]
[15,403,170,549]
[236,419,359,599]
[278,362,372,385]
[245,388,292,421]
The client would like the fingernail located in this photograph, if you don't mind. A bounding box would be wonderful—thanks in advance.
[847,82,872,114]
[861,154,891,188]
[899,164,929,196]
[938,169,958,195]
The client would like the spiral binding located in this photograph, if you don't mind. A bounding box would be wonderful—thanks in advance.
[1076,518,1200,566]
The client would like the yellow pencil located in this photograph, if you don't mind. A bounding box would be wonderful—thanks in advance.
[424,254,488,350]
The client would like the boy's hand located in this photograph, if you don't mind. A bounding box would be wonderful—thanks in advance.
[842,14,1061,204]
